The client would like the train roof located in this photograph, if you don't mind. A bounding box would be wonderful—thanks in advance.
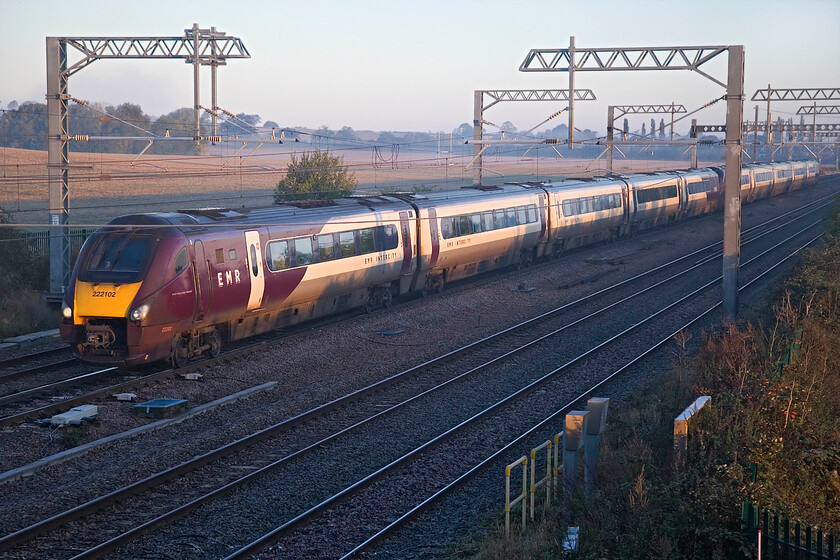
[104,196,415,231]
[388,183,545,208]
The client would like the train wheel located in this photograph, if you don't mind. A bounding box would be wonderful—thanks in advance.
[382,288,393,308]
[171,338,190,369]
[207,330,222,358]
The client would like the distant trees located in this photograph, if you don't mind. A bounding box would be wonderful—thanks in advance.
[453,123,474,138]
[273,149,358,202]
[0,100,203,155]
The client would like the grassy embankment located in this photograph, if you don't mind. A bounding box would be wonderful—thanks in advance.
[455,198,840,560]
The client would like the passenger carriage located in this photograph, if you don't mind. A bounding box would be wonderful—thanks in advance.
[394,185,547,293]
[677,169,723,217]
[542,177,628,254]
[626,173,683,231]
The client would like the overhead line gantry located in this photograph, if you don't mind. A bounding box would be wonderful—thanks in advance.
[520,36,745,320]
[46,23,249,300]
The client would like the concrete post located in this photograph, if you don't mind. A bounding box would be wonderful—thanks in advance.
[584,397,609,495]
[563,410,588,522]
[722,45,745,320]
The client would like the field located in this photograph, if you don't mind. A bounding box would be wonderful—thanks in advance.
[0,145,720,226]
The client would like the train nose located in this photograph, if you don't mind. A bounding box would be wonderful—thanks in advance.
[85,324,117,349]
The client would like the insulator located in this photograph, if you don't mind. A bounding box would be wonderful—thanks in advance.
[73,135,90,142]
[545,138,559,145]
[206,135,222,142]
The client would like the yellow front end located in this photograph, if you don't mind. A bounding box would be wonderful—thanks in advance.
[73,282,143,323]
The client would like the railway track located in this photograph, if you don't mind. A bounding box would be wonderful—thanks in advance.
[0,180,834,559]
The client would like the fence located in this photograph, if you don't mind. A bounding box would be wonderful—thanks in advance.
[755,510,837,559]
[20,229,95,257]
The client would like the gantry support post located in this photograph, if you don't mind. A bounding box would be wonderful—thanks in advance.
[568,36,575,148]
[690,119,698,168]
[191,23,201,144]
[752,105,759,162]
[46,37,70,299]
[606,105,614,171]
[473,90,483,185]
[722,45,745,320]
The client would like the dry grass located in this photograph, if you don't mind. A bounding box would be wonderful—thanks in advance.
[1,146,719,225]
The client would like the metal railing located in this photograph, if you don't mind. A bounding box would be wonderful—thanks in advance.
[758,510,837,559]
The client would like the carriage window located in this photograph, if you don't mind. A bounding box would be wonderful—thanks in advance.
[318,234,336,261]
[229,249,236,260]
[359,228,375,253]
[506,208,517,227]
[381,225,399,250]
[250,245,259,276]
[267,240,289,270]
[440,217,455,239]
[527,205,538,223]
[457,215,470,236]
[482,211,494,231]
[294,237,314,266]
[470,214,482,233]
[174,247,188,275]
[494,209,506,229]
[517,206,527,224]
[215,248,225,264]
[339,231,356,257]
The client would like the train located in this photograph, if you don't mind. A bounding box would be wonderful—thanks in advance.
[59,159,821,369]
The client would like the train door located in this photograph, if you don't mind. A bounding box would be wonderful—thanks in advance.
[193,240,210,322]
[244,230,265,311]
[399,212,413,276]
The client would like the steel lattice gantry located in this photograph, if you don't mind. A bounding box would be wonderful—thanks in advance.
[750,86,840,145]
[520,36,745,320]
[471,88,596,185]
[605,104,687,171]
[45,24,249,300]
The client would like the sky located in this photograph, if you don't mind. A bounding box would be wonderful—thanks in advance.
[1,0,838,136]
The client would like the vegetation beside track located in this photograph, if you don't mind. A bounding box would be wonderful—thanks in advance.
[455,197,840,560]
[0,208,56,338]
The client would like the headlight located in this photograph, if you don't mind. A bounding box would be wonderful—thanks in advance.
[62,304,73,319]
[130,303,150,322]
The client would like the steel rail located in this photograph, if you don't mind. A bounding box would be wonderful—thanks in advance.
[0,357,79,383]
[340,231,825,559]
[0,188,833,555]
[0,345,70,370]
[229,218,826,559]
[74,210,832,559]
[64,203,829,559]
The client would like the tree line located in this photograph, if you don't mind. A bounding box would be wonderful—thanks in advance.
[0,100,260,155]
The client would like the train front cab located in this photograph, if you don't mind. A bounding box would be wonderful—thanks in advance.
[60,222,196,368]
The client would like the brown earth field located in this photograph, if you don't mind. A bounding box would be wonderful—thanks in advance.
[1,145,725,226]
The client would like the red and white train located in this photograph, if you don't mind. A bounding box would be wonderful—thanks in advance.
[59,159,821,368]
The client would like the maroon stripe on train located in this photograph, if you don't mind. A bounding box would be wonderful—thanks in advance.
[428,208,440,268]
[399,211,412,276]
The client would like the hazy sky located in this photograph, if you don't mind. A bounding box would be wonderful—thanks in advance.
[1,0,838,135]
